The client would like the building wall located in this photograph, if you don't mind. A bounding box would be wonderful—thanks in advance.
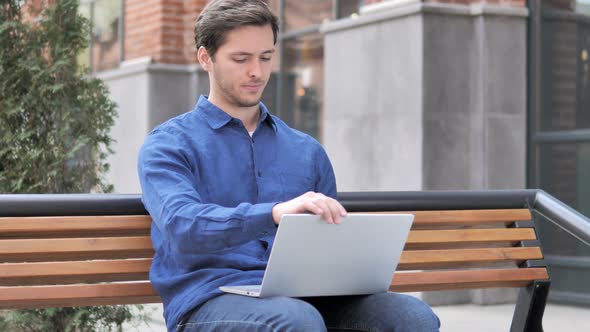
[125,0,206,65]
[323,1,528,192]
[98,65,151,193]
[422,8,528,191]
[323,13,424,191]
[322,1,528,304]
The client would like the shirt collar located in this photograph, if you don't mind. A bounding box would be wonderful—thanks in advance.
[196,95,277,132]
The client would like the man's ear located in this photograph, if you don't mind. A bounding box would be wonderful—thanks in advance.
[197,46,212,71]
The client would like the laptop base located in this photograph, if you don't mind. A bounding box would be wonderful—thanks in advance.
[219,285,262,297]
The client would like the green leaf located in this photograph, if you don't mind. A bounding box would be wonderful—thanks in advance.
[0,0,136,330]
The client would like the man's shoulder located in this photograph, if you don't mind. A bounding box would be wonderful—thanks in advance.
[150,109,206,137]
[270,115,321,147]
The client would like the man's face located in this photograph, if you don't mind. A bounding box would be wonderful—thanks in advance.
[208,25,275,108]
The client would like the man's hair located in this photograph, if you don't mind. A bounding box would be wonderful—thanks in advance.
[195,0,279,59]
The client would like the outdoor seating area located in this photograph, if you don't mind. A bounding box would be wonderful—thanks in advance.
[1,190,588,331]
[2,0,590,330]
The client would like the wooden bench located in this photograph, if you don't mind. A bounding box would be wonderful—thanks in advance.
[0,191,562,331]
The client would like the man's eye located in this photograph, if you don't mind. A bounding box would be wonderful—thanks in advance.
[234,58,247,63]
[261,57,272,62]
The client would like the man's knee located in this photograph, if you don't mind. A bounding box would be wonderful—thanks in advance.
[181,295,326,332]
[389,293,440,332]
[266,297,327,332]
[365,293,440,332]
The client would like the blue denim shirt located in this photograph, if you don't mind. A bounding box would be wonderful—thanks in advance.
[138,96,337,331]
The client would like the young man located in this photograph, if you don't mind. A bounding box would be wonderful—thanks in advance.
[138,1,439,331]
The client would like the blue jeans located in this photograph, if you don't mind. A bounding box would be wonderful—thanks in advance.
[177,292,440,332]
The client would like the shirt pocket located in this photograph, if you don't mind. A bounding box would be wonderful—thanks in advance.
[280,171,315,201]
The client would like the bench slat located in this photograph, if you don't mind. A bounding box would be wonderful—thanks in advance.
[0,209,532,238]
[406,228,537,245]
[0,282,160,309]
[0,267,550,309]
[390,268,549,292]
[0,215,151,238]
[398,247,543,270]
[0,246,543,285]
[0,236,154,262]
[0,229,537,262]
[0,259,151,286]
[361,209,531,225]
[0,247,544,284]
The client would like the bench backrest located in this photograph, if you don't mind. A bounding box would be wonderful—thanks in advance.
[0,208,548,309]
[0,215,156,308]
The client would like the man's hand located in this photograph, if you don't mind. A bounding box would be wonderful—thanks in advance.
[272,191,347,225]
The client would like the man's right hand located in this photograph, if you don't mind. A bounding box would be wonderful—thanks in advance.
[272,191,347,225]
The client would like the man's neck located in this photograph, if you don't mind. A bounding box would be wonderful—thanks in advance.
[208,94,260,132]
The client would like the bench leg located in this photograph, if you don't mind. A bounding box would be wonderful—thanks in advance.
[510,280,551,332]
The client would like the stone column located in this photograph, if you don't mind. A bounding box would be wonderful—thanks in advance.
[322,1,528,304]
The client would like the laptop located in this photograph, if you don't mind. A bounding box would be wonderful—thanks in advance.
[219,213,414,298]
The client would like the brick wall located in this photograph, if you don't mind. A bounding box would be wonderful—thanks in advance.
[125,0,164,63]
[423,0,525,6]
[125,0,206,65]
[365,0,526,7]
[121,0,525,65]
[21,0,528,67]
[183,0,208,64]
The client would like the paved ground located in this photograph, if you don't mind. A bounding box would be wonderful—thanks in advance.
[434,303,590,331]
[129,302,590,331]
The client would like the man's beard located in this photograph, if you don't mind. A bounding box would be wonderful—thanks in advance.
[232,94,261,108]
[216,74,265,108]
[226,84,264,108]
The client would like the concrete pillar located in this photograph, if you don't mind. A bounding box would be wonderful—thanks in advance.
[322,1,528,304]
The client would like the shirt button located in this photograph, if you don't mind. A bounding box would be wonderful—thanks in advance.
[258,170,262,177]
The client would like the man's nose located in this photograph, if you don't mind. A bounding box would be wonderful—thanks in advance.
[248,59,262,78]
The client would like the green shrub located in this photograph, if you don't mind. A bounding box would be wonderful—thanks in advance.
[0,1,147,331]
[0,0,115,193]
[0,306,152,332]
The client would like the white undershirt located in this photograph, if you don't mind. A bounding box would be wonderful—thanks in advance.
[248,131,254,137]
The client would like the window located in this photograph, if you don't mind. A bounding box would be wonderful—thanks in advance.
[528,0,590,305]
[281,33,324,138]
[79,0,123,73]
[270,0,363,141]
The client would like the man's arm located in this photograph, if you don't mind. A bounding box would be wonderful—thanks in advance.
[138,130,278,255]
